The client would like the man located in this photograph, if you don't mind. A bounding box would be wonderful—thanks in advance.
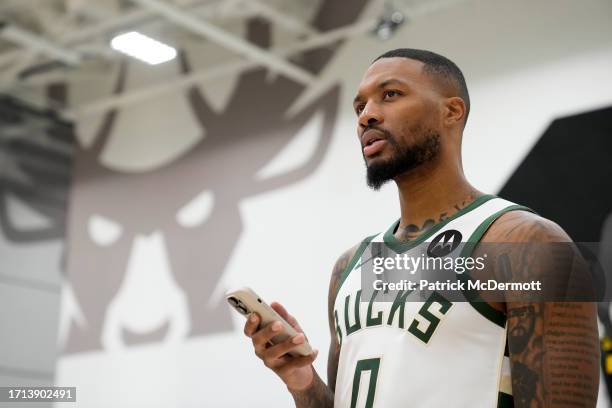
[243,49,599,407]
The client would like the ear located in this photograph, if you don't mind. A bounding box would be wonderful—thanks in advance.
[442,97,466,127]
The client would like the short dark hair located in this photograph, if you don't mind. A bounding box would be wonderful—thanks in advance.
[373,48,470,125]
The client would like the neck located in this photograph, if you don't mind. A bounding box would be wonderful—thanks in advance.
[393,155,481,241]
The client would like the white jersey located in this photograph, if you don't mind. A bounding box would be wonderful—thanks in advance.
[333,195,532,408]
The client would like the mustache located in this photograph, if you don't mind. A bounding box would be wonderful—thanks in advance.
[362,125,394,140]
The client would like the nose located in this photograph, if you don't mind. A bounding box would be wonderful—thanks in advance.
[358,102,383,129]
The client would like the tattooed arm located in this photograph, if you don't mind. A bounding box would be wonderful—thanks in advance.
[289,245,357,407]
[483,211,599,407]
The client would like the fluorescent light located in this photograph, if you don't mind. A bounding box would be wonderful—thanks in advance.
[110,31,177,65]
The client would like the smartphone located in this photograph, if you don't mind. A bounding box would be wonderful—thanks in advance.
[226,287,313,357]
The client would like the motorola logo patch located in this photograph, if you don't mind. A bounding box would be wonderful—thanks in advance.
[427,230,462,257]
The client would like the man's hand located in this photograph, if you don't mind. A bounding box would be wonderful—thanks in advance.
[242,245,356,408]
[243,301,318,391]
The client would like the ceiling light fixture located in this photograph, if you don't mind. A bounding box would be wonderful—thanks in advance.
[110,31,177,65]
[372,5,406,40]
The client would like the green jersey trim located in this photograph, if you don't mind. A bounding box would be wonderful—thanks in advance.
[334,234,378,303]
[382,194,497,253]
[458,204,536,328]
[497,392,514,408]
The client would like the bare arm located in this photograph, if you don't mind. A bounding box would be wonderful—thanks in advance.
[290,246,356,407]
[243,246,357,407]
[507,301,598,407]
[483,212,600,407]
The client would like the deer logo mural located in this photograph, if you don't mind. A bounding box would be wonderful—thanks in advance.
[62,0,370,353]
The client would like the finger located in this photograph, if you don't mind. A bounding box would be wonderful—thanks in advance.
[263,333,306,361]
[277,350,319,376]
[271,302,303,333]
[270,302,289,319]
[251,320,283,353]
[243,313,260,337]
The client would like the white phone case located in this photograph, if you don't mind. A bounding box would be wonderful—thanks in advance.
[226,287,313,357]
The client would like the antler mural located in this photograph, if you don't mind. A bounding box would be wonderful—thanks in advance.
[63,0,370,353]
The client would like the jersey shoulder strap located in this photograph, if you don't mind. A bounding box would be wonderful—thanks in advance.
[434,195,535,244]
[334,232,380,302]
[450,196,535,328]
[332,195,535,307]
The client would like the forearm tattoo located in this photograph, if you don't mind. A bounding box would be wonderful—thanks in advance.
[291,373,335,408]
[497,217,599,407]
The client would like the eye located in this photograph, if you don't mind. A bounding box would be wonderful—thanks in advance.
[383,90,400,99]
[355,104,365,115]
[88,214,123,246]
[176,190,214,228]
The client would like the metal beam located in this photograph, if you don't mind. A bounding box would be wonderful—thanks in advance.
[64,0,473,117]
[64,58,257,119]
[247,0,317,37]
[0,1,228,69]
[64,17,371,118]
[0,23,82,66]
[130,0,314,85]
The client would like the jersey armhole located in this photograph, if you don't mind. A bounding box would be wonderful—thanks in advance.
[459,204,535,328]
[333,234,378,304]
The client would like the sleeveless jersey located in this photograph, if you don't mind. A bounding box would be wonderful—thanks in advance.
[332,195,533,408]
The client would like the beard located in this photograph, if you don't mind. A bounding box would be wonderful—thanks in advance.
[365,126,441,190]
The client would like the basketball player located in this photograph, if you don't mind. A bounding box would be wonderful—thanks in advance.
[243,49,599,407]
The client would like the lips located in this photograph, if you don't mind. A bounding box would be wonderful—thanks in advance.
[362,129,387,157]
